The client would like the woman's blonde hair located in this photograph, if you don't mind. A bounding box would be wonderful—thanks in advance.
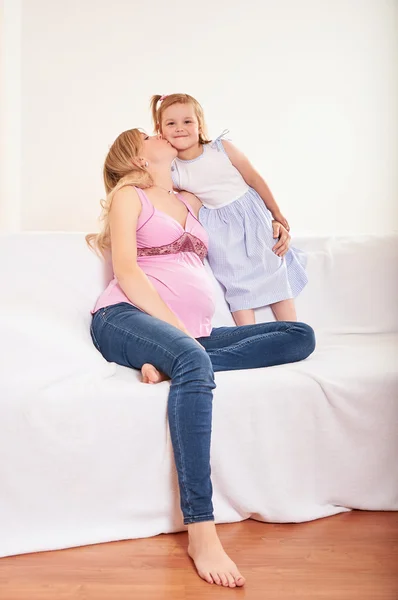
[150,93,211,145]
[86,128,152,257]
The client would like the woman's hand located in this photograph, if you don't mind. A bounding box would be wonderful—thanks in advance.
[178,322,206,350]
[272,221,291,257]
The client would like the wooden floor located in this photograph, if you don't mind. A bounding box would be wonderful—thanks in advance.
[0,511,397,599]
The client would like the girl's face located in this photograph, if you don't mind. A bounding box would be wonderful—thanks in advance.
[160,103,200,152]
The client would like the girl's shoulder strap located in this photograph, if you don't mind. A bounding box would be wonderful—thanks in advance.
[210,129,231,154]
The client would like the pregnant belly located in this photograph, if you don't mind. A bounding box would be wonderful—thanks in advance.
[140,255,215,338]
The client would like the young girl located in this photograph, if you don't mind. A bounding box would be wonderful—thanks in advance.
[150,93,308,325]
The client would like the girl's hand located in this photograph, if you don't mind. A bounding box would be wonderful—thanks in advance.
[272,221,291,257]
[272,210,290,232]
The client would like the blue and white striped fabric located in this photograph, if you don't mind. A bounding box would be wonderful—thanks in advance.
[172,134,308,312]
[199,186,307,312]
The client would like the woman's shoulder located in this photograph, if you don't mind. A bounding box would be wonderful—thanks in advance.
[113,184,138,199]
[111,185,143,215]
[113,184,148,204]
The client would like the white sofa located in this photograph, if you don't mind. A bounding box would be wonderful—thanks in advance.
[0,232,397,558]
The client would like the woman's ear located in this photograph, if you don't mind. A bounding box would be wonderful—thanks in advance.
[132,157,148,169]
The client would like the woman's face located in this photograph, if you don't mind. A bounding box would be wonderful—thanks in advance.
[140,132,177,165]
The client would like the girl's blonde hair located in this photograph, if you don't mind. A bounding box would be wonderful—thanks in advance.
[86,128,152,257]
[150,93,211,145]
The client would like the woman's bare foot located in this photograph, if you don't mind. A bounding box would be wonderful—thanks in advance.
[141,363,169,384]
[187,522,245,588]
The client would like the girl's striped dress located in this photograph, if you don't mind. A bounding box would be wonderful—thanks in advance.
[171,134,308,312]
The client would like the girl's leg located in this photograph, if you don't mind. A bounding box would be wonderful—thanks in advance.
[231,308,256,326]
[270,298,297,321]
[91,303,245,587]
[198,321,315,372]
[232,299,297,326]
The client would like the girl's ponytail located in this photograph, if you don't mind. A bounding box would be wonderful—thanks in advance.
[150,95,162,132]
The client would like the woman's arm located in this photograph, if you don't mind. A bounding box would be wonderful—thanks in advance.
[110,186,189,333]
[222,140,290,231]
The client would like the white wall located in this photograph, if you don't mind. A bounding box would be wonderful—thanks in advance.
[1,0,397,234]
[0,0,21,232]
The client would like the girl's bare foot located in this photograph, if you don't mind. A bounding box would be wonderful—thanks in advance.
[187,522,245,588]
[141,363,169,384]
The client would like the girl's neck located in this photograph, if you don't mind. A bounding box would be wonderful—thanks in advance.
[177,142,203,161]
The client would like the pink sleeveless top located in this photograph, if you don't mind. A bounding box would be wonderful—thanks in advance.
[92,187,215,337]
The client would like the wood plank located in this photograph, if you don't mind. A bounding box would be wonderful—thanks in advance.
[0,511,397,599]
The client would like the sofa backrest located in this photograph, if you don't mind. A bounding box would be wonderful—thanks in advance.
[0,233,397,335]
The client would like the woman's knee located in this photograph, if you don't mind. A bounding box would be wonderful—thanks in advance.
[293,322,316,359]
[173,340,214,381]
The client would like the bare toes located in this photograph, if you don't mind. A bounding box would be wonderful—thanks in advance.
[219,573,229,587]
[141,364,159,384]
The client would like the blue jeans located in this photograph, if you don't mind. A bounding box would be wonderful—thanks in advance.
[91,302,315,525]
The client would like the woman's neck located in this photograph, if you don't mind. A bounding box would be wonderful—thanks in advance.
[149,166,175,193]
[177,142,203,161]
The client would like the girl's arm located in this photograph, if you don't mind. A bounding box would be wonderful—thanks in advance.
[222,140,290,231]
[109,186,192,335]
